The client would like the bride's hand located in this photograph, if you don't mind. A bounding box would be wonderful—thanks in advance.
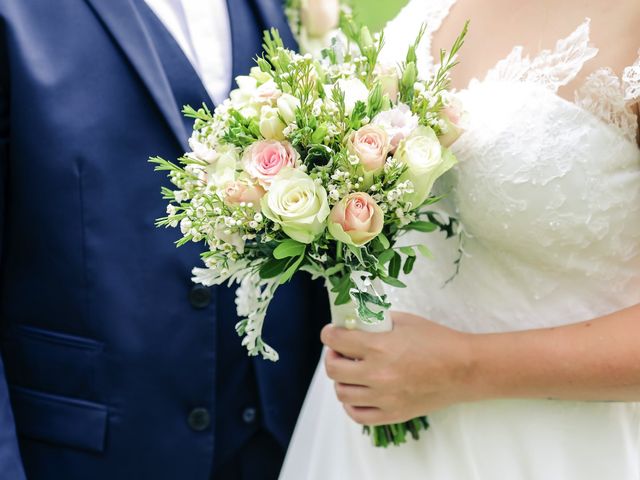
[321,312,478,425]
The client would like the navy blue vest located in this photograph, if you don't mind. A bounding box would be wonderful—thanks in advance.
[134,0,276,471]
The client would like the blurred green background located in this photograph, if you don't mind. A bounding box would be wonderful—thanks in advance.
[350,0,410,32]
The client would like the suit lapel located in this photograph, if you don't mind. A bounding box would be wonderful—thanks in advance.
[84,0,188,150]
[251,0,298,51]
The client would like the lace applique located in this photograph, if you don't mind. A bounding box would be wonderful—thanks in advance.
[380,0,457,76]
[623,51,640,101]
[575,67,639,142]
[483,19,599,92]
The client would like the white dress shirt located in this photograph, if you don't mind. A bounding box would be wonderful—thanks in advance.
[144,0,233,104]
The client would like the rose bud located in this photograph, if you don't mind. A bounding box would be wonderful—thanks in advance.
[328,192,384,246]
[347,125,391,175]
[223,180,266,209]
[301,0,340,37]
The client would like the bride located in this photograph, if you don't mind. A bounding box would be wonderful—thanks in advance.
[280,0,640,478]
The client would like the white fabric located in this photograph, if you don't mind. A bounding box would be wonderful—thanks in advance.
[144,0,233,104]
[280,2,640,479]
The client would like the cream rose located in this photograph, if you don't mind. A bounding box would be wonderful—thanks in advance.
[439,106,463,147]
[277,94,301,125]
[223,179,265,208]
[395,126,457,207]
[243,140,300,188]
[347,125,391,174]
[328,193,384,246]
[301,0,340,37]
[202,145,239,190]
[372,103,419,153]
[259,106,287,141]
[261,169,330,244]
[376,65,400,103]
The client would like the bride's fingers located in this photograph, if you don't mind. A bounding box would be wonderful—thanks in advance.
[321,324,372,359]
[342,405,385,426]
[324,349,369,385]
[334,382,374,406]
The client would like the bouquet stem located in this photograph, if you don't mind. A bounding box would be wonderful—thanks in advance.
[326,272,430,447]
[364,416,430,447]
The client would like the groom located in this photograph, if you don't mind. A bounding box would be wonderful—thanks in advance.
[0,1,327,479]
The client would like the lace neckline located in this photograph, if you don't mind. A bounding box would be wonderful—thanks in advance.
[420,1,640,143]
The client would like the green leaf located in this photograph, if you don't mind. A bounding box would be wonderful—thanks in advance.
[388,252,402,278]
[406,221,438,233]
[417,244,433,258]
[259,258,289,279]
[380,275,407,288]
[378,233,390,250]
[403,255,417,275]
[279,254,305,284]
[324,263,345,277]
[399,246,416,257]
[378,249,395,265]
[273,239,306,259]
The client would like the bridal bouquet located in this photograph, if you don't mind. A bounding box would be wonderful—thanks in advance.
[152,14,466,447]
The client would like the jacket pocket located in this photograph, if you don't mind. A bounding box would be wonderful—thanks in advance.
[1,325,103,401]
[11,386,108,453]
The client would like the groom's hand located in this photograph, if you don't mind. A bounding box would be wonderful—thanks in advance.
[321,312,478,425]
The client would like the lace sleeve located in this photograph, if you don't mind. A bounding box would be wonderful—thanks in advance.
[484,19,598,92]
[623,50,640,102]
[379,0,457,77]
[574,49,640,143]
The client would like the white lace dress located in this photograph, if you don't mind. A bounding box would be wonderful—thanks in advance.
[280,1,640,478]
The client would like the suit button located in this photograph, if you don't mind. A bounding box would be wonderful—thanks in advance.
[189,284,211,309]
[242,407,257,424]
[188,408,211,431]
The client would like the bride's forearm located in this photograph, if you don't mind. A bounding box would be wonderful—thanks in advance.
[470,304,640,402]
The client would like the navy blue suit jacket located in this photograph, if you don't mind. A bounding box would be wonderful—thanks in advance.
[0,1,327,478]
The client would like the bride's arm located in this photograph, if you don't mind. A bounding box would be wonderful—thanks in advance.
[321,303,640,426]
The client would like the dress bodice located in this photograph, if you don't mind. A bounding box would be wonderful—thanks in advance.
[383,4,640,333]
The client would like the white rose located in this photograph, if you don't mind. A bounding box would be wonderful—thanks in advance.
[395,126,457,208]
[259,106,287,141]
[254,80,282,104]
[187,135,217,163]
[261,169,330,244]
[301,0,340,37]
[277,94,301,125]
[372,103,419,153]
[325,78,369,115]
[205,145,240,190]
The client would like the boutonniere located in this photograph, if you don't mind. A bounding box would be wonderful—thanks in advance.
[285,0,346,54]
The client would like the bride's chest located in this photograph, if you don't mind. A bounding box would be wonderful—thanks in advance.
[449,82,640,263]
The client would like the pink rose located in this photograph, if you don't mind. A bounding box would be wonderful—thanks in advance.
[439,105,463,147]
[243,140,300,188]
[223,180,266,208]
[371,104,419,153]
[328,193,384,246]
[347,125,390,174]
